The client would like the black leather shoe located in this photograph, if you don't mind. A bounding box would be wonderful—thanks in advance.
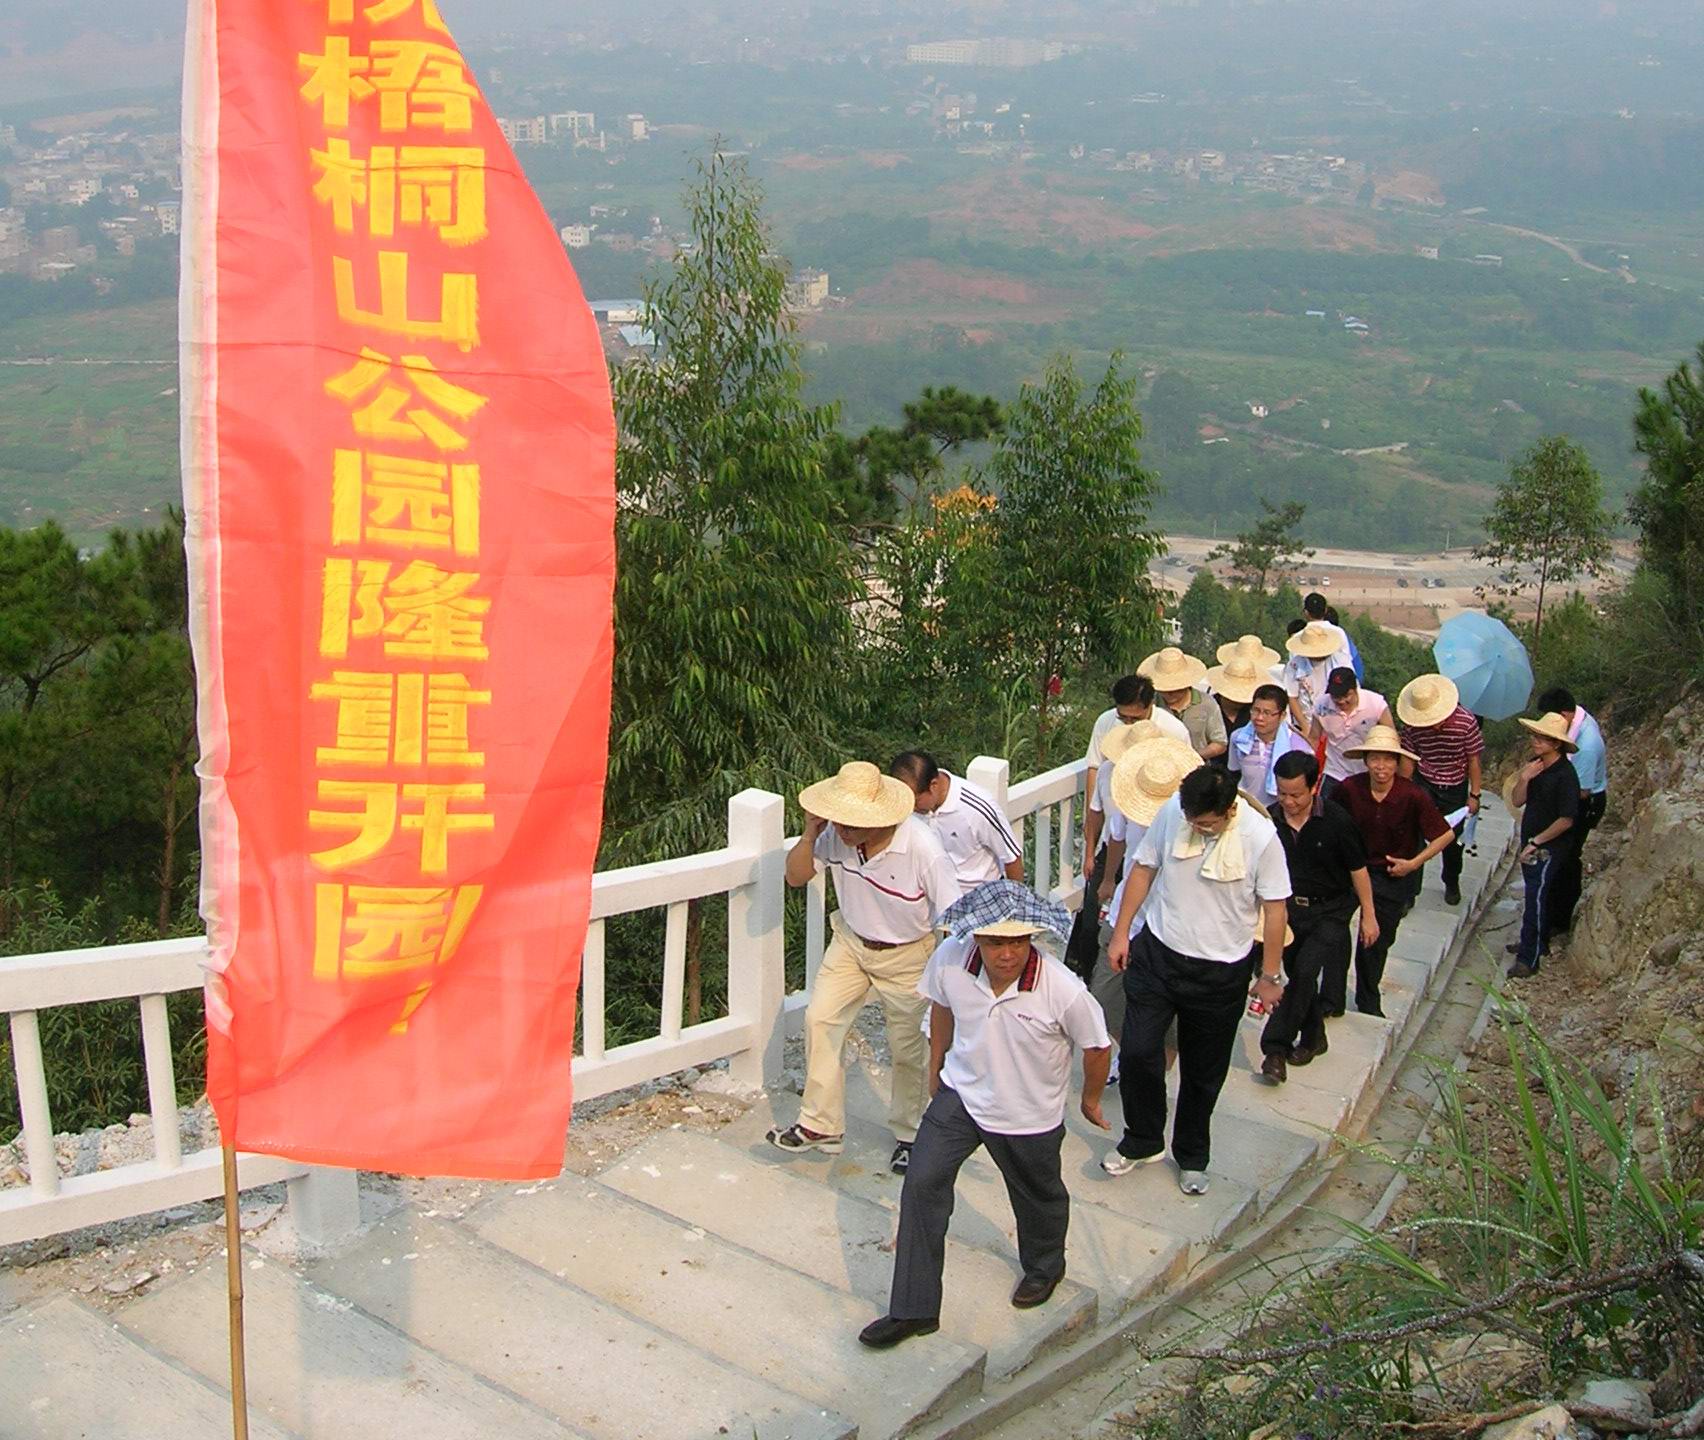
[1444,882,1462,906]
[1259,1052,1288,1085]
[1011,1272,1063,1309]
[858,1314,940,1348]
[1289,1033,1328,1066]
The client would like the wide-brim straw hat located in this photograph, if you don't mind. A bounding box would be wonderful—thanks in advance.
[1287,620,1342,660]
[1344,723,1420,763]
[1397,674,1461,728]
[799,760,915,828]
[1518,712,1579,753]
[1111,736,1205,826]
[1138,646,1208,692]
[1101,717,1160,766]
[1204,655,1265,705]
[1216,633,1281,669]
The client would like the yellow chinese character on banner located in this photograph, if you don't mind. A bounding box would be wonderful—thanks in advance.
[310,780,494,873]
[300,38,476,133]
[334,251,479,351]
[313,882,482,983]
[311,670,490,768]
[330,448,480,554]
[313,0,451,33]
[311,140,489,247]
[321,558,491,661]
[325,348,487,452]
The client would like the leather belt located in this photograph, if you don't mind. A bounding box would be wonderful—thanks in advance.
[854,931,914,951]
[1289,894,1348,909]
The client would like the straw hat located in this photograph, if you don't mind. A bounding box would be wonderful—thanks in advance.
[1518,712,1579,754]
[1138,646,1208,692]
[1216,633,1281,668]
[1111,736,1205,826]
[1396,674,1461,729]
[1236,789,1272,821]
[1287,620,1341,660]
[1344,724,1420,763]
[1101,717,1160,765]
[799,761,915,828]
[971,918,1048,939]
[1204,655,1265,705]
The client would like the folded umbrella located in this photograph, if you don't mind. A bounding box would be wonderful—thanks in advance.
[1432,610,1533,721]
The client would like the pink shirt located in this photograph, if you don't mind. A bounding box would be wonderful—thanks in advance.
[1315,689,1389,780]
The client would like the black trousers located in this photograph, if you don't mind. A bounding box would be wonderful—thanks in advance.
[1261,900,1354,1055]
[1117,929,1255,1172]
[889,1086,1069,1321]
[1547,790,1605,934]
[1322,871,1410,1018]
[1418,777,1469,889]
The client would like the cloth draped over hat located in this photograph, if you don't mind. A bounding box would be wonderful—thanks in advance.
[938,878,1072,949]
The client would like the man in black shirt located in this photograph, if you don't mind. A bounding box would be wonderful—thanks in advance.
[1508,713,1581,979]
[1259,750,1379,1084]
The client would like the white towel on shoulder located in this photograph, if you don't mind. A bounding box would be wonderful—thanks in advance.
[1171,800,1248,883]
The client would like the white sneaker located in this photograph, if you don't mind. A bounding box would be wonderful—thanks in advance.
[1101,1150,1164,1177]
[1179,1170,1210,1195]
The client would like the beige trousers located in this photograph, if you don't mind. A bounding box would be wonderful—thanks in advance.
[799,917,935,1143]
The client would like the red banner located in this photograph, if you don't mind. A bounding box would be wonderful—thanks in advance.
[181,0,615,1178]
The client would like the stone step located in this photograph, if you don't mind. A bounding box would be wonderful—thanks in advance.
[600,1127,1095,1380]
[305,1211,853,1440]
[121,1258,585,1440]
[468,1173,986,1440]
[715,1104,1185,1322]
[1219,1010,1390,1153]
[2,1296,296,1440]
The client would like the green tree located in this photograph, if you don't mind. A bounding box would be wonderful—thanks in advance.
[606,150,859,1013]
[977,352,1163,761]
[1630,342,1704,636]
[1207,498,1314,595]
[1473,435,1614,660]
[825,384,1005,529]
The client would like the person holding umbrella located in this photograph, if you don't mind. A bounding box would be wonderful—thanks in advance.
[1395,674,1484,906]
[858,880,1112,1350]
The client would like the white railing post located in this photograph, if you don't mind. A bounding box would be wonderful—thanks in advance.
[966,755,1010,814]
[9,1011,60,1199]
[726,789,786,1093]
[285,1166,361,1251]
[138,994,182,1171]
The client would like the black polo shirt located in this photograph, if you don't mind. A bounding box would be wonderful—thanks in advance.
[1275,802,1368,905]
[1521,759,1581,847]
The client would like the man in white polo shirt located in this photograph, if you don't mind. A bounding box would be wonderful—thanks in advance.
[889,750,1024,895]
[1104,765,1291,1194]
[858,889,1112,1350]
[1308,666,1394,804]
[773,761,960,1174]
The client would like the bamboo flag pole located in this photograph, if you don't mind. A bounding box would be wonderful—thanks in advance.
[222,1144,251,1440]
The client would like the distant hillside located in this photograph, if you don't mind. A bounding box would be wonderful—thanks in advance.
[1437,120,1704,217]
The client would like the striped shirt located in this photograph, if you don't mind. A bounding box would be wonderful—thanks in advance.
[1399,706,1485,787]
[813,816,960,945]
[927,774,1022,894]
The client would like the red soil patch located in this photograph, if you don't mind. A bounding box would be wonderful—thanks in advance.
[850,259,1060,310]
[928,170,1161,246]
[1374,169,1446,207]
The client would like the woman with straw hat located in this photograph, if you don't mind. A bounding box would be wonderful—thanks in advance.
[1324,725,1455,1018]
[1395,674,1485,907]
[1101,766,1292,1196]
[1507,713,1581,980]
[774,761,961,1173]
[1140,646,1227,762]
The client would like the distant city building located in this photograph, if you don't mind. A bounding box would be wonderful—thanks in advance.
[549,110,596,141]
[905,38,1066,67]
[625,114,649,142]
[66,177,103,205]
[1415,245,1440,261]
[588,298,645,324]
[498,115,548,146]
[785,268,830,312]
[560,224,594,249]
[155,201,181,236]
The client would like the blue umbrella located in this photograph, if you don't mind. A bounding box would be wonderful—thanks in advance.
[1433,611,1533,720]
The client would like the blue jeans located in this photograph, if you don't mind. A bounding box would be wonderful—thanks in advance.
[1517,851,1557,970]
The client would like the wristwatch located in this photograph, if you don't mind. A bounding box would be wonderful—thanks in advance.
[1260,970,1285,986]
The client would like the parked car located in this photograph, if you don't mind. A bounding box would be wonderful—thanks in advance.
[1396,578,1410,588]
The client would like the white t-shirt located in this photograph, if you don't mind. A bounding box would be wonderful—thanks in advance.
[927,774,1022,894]
[1315,688,1388,780]
[1131,795,1292,962]
[1104,817,1150,940]
[813,816,959,945]
[1084,705,1190,770]
[920,934,1112,1135]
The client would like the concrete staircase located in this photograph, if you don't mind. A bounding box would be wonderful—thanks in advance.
[2,808,1515,1440]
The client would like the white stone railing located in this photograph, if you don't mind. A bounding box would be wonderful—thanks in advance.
[1,763,1079,1249]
